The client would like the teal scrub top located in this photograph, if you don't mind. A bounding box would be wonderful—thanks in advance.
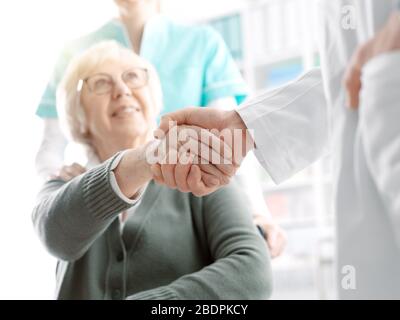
[36,15,248,119]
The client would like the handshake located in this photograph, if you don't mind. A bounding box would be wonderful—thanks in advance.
[147,108,254,196]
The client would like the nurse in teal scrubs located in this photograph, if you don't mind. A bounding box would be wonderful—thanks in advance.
[36,0,247,176]
[35,0,287,258]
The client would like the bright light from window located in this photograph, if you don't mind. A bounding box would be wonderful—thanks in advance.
[0,0,116,299]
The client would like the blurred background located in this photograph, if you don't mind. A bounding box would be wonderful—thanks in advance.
[0,0,335,299]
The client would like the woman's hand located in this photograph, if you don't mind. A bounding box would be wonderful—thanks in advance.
[151,156,233,197]
[50,163,86,181]
[254,214,287,258]
[150,124,237,196]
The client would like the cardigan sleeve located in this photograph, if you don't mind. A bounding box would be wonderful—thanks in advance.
[126,183,272,300]
[32,153,139,262]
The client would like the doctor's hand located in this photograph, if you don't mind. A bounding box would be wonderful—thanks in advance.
[150,124,234,196]
[152,108,254,196]
[344,11,400,109]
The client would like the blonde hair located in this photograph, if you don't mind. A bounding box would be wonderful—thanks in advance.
[57,40,163,148]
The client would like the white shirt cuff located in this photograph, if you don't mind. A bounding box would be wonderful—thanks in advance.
[109,150,144,205]
[236,68,325,184]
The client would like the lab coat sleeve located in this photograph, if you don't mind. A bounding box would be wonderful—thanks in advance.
[237,68,328,184]
[359,51,400,244]
[209,97,272,217]
[32,153,140,262]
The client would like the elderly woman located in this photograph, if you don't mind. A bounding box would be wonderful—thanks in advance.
[35,0,287,258]
[32,41,272,300]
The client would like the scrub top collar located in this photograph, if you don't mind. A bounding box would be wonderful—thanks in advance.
[107,14,169,61]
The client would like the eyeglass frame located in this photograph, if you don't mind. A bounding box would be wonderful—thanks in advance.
[76,67,149,95]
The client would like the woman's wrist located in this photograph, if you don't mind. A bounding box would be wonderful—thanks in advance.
[113,146,153,199]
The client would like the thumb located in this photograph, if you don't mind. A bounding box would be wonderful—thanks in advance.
[157,108,197,136]
[157,115,175,137]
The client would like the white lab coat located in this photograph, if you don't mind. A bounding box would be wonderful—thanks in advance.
[238,0,400,299]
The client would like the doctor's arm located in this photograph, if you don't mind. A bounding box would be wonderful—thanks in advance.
[343,12,400,244]
[156,68,328,187]
[235,68,328,184]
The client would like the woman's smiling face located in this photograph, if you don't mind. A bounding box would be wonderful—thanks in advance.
[80,57,153,149]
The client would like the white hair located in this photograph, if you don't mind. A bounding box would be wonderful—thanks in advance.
[56,40,163,149]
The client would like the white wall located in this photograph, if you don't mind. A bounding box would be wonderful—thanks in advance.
[162,0,248,22]
[0,0,116,299]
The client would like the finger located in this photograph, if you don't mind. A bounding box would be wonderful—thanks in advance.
[48,173,58,180]
[66,164,85,177]
[66,167,81,178]
[179,136,226,164]
[179,137,237,176]
[58,170,74,182]
[267,230,278,257]
[151,163,164,185]
[187,165,209,197]
[174,153,195,192]
[71,163,86,174]
[160,164,177,188]
[201,171,221,189]
[268,228,287,258]
[277,230,287,254]
[157,107,198,136]
[198,162,230,185]
[178,126,233,163]
[160,163,177,189]
[165,125,179,150]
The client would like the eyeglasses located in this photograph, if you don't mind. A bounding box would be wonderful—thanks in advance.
[77,68,149,95]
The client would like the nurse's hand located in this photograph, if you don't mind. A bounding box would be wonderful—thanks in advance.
[50,163,87,181]
[254,214,287,258]
[344,11,400,109]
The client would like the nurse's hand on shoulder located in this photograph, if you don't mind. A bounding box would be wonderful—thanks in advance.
[254,214,287,258]
[344,11,400,109]
[50,163,87,181]
[151,108,254,196]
